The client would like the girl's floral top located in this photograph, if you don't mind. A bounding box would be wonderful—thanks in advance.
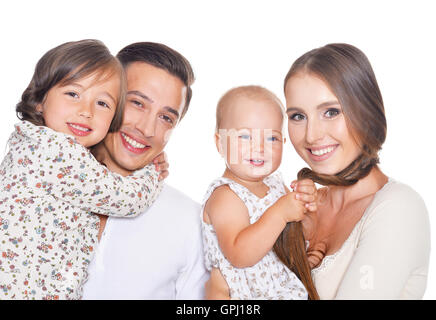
[0,121,162,300]
[201,173,308,300]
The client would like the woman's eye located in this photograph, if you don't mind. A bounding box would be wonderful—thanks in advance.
[289,113,305,121]
[97,101,110,109]
[325,108,340,118]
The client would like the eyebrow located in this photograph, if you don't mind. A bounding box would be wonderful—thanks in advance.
[127,90,180,119]
[286,100,340,113]
[65,82,116,104]
[235,128,283,136]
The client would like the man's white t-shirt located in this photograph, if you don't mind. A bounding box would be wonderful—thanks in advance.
[82,184,208,299]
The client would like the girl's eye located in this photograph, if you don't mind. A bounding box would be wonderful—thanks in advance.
[65,92,79,98]
[239,134,251,140]
[97,101,111,109]
[325,108,340,118]
[289,113,305,121]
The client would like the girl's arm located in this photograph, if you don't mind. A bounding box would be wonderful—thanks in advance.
[12,128,162,218]
[205,185,306,268]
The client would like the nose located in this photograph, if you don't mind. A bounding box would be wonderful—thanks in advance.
[78,100,93,119]
[251,129,264,153]
[136,112,156,138]
[305,117,324,144]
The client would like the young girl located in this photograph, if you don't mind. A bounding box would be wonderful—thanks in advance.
[0,40,163,300]
[202,85,319,300]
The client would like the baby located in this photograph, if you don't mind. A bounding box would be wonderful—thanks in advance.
[201,85,317,299]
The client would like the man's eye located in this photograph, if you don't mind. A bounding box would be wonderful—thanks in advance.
[130,100,143,108]
[325,108,340,118]
[161,115,173,124]
[289,113,305,121]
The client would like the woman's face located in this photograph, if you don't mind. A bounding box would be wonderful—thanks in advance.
[285,72,361,175]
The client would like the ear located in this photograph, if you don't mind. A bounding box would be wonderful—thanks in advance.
[215,132,224,156]
[35,103,43,114]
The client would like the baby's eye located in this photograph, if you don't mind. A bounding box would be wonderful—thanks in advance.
[289,113,305,121]
[97,101,111,109]
[266,136,279,142]
[325,108,340,118]
[238,134,251,140]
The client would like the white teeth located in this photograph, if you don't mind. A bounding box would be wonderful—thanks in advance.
[70,124,90,131]
[121,133,147,149]
[250,159,264,163]
[311,146,334,156]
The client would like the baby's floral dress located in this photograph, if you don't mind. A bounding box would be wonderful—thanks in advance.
[0,121,162,299]
[201,173,308,300]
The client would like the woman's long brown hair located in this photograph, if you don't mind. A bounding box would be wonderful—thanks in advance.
[274,43,387,300]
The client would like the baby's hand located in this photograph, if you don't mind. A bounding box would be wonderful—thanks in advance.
[275,192,307,223]
[290,179,317,212]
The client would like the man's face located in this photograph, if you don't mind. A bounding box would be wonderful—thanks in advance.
[101,62,187,174]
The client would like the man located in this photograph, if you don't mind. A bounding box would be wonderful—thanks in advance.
[82,42,208,299]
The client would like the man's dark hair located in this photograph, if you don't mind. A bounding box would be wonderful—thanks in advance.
[117,42,195,120]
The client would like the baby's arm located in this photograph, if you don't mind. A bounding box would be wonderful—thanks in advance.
[204,185,306,268]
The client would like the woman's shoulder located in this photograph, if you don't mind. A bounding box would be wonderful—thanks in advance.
[366,178,428,222]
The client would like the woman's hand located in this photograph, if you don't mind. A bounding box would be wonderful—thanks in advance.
[205,268,231,300]
[152,152,169,181]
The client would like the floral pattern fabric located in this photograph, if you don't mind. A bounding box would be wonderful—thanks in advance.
[0,121,162,299]
[201,173,308,300]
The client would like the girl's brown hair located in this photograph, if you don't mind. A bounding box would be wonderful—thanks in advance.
[274,43,387,300]
[16,39,126,133]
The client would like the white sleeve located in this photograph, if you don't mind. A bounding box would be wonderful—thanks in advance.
[335,184,431,299]
[175,206,209,299]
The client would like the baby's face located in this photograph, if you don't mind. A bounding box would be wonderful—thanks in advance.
[217,96,284,181]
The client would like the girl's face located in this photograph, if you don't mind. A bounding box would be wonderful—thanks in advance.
[216,96,284,181]
[36,71,120,148]
[285,73,361,175]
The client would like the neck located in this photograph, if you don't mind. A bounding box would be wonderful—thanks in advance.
[327,166,388,208]
[222,168,266,190]
[91,143,133,177]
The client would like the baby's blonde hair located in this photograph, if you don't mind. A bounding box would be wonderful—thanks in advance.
[215,85,285,132]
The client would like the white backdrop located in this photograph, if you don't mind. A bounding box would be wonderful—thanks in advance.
[1,0,435,299]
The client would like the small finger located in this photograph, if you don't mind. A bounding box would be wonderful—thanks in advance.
[296,193,315,203]
[158,171,169,181]
[305,202,317,212]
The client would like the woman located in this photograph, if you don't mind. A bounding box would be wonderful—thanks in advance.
[206,43,430,299]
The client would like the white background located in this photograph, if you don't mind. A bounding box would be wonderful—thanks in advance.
[1,0,435,299]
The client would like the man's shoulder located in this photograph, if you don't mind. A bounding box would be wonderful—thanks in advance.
[154,183,201,217]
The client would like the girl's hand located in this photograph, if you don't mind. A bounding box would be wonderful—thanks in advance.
[291,179,317,212]
[152,152,169,182]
